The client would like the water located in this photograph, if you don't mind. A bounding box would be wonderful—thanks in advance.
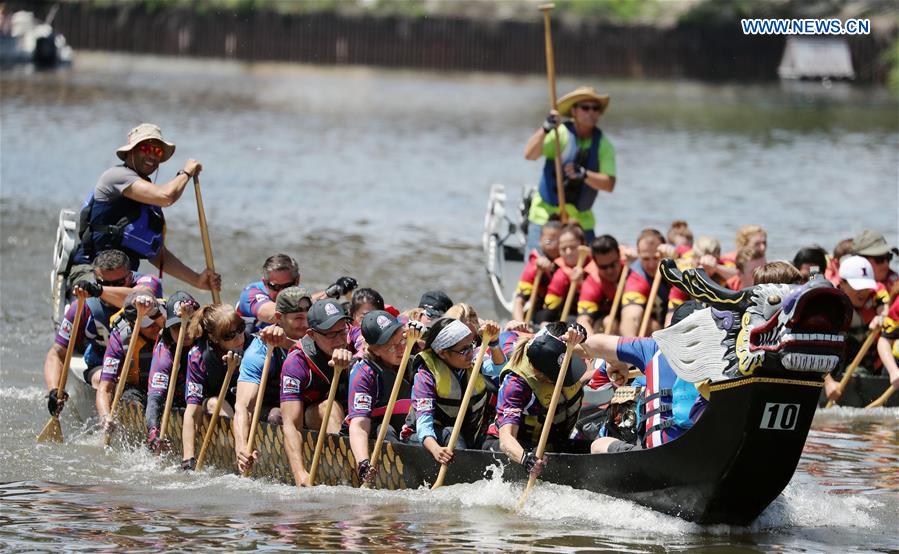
[1,52,898,551]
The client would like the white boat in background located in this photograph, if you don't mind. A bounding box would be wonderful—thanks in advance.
[0,8,73,68]
[481,183,530,318]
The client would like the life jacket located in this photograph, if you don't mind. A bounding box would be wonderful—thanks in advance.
[81,296,120,368]
[500,356,583,447]
[198,331,251,399]
[365,357,412,433]
[288,337,348,410]
[538,122,602,212]
[110,310,155,387]
[75,189,165,266]
[409,350,489,446]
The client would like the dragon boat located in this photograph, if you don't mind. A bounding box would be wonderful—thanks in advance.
[56,233,855,525]
[481,186,894,409]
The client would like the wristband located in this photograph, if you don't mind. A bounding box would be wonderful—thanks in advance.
[488,339,500,348]
[176,169,192,179]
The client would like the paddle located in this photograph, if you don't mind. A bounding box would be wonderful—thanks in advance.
[361,325,421,489]
[308,357,350,486]
[560,245,591,322]
[866,385,896,408]
[517,338,576,510]
[604,264,630,335]
[524,271,542,325]
[158,314,190,448]
[539,3,567,224]
[104,302,147,447]
[37,296,86,443]
[196,351,240,471]
[638,266,663,337]
[193,175,220,304]
[241,345,274,477]
[431,330,492,491]
[825,329,880,408]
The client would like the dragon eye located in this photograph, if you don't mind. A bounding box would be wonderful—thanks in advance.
[767,295,781,305]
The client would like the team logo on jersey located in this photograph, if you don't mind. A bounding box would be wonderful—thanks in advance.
[150,373,169,391]
[502,407,522,418]
[282,375,301,394]
[102,357,120,375]
[325,302,340,316]
[59,318,73,340]
[557,353,565,366]
[353,393,372,412]
[414,398,433,412]
[187,382,203,398]
[376,315,390,329]
[255,294,269,304]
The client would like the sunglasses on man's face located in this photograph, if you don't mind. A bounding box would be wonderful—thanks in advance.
[576,104,602,112]
[266,279,297,292]
[137,142,165,157]
[219,325,244,342]
[870,254,892,264]
[98,275,130,287]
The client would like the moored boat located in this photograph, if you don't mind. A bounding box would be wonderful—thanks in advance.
[482,184,529,319]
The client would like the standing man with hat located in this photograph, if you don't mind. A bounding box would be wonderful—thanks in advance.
[233,286,313,474]
[850,229,899,299]
[70,123,221,295]
[279,299,353,486]
[523,86,617,258]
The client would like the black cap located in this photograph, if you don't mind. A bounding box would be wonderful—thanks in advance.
[361,310,404,346]
[526,330,587,387]
[165,291,198,329]
[418,290,453,319]
[307,299,349,332]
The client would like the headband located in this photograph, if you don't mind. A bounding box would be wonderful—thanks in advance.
[431,320,472,352]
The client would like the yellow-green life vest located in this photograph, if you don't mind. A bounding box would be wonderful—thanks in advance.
[414,349,489,446]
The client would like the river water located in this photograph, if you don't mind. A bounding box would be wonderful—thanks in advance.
[1,52,897,551]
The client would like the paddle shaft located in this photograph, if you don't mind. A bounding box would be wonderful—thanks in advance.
[431,333,491,490]
[362,329,419,489]
[242,345,274,476]
[104,306,146,447]
[560,247,590,322]
[866,385,896,408]
[604,264,629,335]
[540,3,567,224]
[309,362,346,486]
[518,342,576,509]
[524,270,542,324]
[193,175,220,304]
[37,296,85,443]
[158,321,188,444]
[638,266,663,337]
[825,328,880,408]
[196,355,238,471]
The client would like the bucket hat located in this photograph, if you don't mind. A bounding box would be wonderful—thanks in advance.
[557,86,610,117]
[116,123,176,162]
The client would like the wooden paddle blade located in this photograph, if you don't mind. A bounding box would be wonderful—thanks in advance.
[36,416,63,443]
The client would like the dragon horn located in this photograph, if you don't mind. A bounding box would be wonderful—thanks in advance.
[659,258,749,310]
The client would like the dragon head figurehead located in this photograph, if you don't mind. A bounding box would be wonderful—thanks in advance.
[653,259,852,383]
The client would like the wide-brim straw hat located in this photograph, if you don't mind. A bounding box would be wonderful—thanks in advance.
[557,86,610,117]
[116,123,176,162]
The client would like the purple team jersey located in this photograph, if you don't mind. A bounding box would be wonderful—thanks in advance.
[147,339,185,399]
[279,347,321,405]
[494,373,537,429]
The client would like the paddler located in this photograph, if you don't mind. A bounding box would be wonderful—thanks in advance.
[44,248,161,416]
[95,288,165,434]
[277,299,353,485]
[523,86,617,257]
[68,123,220,294]
[511,219,561,322]
[145,291,199,452]
[539,223,588,322]
[483,322,590,478]
[181,304,251,471]
[347,311,416,484]
[576,234,625,335]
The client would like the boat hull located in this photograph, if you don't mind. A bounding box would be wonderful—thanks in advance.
[818,371,898,408]
[69,364,825,525]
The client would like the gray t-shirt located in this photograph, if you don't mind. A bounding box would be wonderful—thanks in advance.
[94,165,142,202]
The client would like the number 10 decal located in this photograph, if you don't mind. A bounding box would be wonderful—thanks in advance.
[760,403,800,430]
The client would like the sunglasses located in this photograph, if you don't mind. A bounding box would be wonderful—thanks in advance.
[595,260,619,271]
[98,275,130,287]
[315,324,348,339]
[266,280,297,292]
[870,254,892,264]
[449,342,476,357]
[137,142,166,157]
[219,325,244,342]
[576,104,602,112]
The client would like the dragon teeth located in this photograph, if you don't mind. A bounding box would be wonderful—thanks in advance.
[782,353,839,372]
